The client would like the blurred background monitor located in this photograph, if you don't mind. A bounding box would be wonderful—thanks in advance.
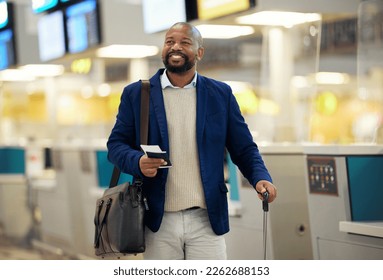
[196,0,255,20]
[142,0,197,34]
[32,0,59,14]
[64,0,101,54]
[37,10,66,61]
[0,1,16,70]
[0,29,16,70]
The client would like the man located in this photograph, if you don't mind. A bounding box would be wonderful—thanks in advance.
[107,22,277,260]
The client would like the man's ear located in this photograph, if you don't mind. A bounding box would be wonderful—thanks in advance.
[196,47,204,61]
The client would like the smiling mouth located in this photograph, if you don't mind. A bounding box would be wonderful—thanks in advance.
[170,54,183,59]
[168,52,185,60]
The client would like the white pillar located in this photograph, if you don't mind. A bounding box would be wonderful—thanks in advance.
[263,27,295,142]
[129,59,150,82]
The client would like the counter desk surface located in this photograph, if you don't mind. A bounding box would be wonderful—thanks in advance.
[258,143,383,155]
[340,221,383,239]
[0,174,26,184]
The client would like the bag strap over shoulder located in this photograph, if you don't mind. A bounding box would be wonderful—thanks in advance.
[140,80,150,145]
[109,80,150,188]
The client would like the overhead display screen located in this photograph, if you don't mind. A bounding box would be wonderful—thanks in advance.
[142,0,187,34]
[32,0,59,14]
[0,0,9,29]
[0,29,16,70]
[60,0,79,5]
[37,10,66,61]
[197,0,255,20]
[65,0,101,54]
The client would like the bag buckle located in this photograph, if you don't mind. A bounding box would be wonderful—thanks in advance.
[134,179,143,187]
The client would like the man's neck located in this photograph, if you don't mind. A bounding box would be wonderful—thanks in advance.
[166,69,196,88]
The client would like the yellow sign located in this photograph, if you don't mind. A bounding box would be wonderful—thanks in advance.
[197,0,251,20]
[71,58,92,74]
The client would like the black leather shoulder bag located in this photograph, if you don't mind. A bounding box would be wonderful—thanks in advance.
[94,80,150,257]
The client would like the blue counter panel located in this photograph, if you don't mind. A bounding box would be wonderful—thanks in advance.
[0,147,25,174]
[95,151,133,188]
[227,153,240,201]
[347,156,383,221]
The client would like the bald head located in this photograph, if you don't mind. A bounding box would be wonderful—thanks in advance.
[167,22,203,48]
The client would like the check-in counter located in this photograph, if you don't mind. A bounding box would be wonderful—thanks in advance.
[0,146,32,241]
[303,145,383,259]
[33,144,99,258]
[227,143,383,260]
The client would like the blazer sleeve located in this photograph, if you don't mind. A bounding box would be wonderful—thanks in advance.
[224,84,273,186]
[106,83,144,177]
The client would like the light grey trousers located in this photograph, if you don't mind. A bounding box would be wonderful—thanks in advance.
[143,208,227,260]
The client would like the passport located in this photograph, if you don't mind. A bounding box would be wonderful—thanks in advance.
[140,145,172,168]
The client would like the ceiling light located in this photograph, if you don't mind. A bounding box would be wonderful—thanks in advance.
[20,64,65,77]
[236,11,321,28]
[196,24,254,39]
[315,72,350,85]
[0,69,35,81]
[0,64,65,81]
[96,45,159,58]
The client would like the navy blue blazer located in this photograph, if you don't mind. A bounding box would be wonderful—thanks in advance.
[107,68,272,235]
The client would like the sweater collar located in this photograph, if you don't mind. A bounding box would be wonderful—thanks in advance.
[161,69,197,89]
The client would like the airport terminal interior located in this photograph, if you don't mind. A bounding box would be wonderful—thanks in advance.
[0,0,383,260]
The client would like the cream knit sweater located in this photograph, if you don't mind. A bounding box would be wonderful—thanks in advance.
[162,87,207,211]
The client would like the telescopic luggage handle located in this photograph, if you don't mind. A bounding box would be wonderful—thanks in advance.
[262,192,269,212]
[262,191,269,260]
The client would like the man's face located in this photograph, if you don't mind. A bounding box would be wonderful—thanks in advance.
[162,26,203,73]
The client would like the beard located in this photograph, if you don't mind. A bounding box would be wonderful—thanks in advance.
[163,52,195,73]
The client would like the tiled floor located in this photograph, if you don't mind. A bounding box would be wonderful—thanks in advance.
[0,234,77,260]
[0,239,48,260]
[0,237,143,260]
